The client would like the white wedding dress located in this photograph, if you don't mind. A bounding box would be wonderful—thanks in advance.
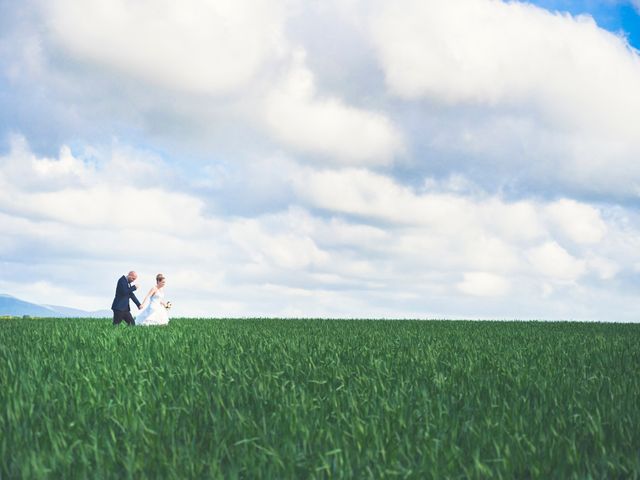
[136,288,170,326]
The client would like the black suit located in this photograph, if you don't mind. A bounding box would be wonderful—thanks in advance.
[111,275,141,325]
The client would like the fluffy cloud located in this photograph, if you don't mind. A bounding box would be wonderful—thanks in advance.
[229,216,329,270]
[526,241,587,282]
[288,165,628,289]
[2,138,640,319]
[544,199,606,245]
[263,51,404,165]
[1,136,93,191]
[0,136,205,232]
[23,1,406,166]
[457,272,510,297]
[40,0,287,95]
[369,0,640,194]
[6,0,638,194]
[370,0,640,131]
[291,166,542,242]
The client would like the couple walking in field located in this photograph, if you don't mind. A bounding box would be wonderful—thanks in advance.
[111,271,171,326]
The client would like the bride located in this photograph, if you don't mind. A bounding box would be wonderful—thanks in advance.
[136,273,171,326]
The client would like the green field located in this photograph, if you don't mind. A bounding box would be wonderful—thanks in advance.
[1,319,639,478]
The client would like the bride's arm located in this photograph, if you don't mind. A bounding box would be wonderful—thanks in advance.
[139,287,157,308]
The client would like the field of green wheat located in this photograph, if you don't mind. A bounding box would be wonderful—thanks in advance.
[1,318,639,478]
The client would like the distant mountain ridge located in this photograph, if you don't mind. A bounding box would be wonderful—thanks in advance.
[0,294,111,318]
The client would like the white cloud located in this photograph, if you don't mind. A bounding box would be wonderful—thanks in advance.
[526,241,587,282]
[263,51,404,165]
[369,0,640,135]
[586,256,619,280]
[368,0,640,193]
[3,137,639,320]
[289,165,628,286]
[291,166,543,243]
[229,217,329,270]
[457,272,510,297]
[544,199,606,245]
[41,0,287,95]
[1,135,94,191]
[0,137,207,232]
[27,2,405,167]
[8,0,637,197]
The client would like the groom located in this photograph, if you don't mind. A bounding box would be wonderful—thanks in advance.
[111,271,142,325]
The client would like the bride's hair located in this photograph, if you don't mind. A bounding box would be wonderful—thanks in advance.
[156,273,165,283]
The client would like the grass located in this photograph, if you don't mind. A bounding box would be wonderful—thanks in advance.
[1,318,639,478]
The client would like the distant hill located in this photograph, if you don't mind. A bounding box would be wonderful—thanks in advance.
[0,294,111,318]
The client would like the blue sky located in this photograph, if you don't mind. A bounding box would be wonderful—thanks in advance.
[534,1,640,47]
[1,0,640,320]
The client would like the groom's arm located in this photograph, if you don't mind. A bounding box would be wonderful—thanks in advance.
[117,276,137,294]
[130,290,141,308]
[124,279,142,308]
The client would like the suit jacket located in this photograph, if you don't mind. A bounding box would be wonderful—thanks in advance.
[111,275,141,311]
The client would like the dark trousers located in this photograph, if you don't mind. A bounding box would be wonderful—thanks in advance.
[113,309,135,326]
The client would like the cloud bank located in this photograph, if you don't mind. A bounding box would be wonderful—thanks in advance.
[1,137,639,320]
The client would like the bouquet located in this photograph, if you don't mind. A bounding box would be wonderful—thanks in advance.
[165,301,172,310]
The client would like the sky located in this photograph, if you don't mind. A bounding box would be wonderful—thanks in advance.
[1,0,640,320]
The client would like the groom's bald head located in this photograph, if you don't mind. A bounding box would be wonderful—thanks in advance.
[127,271,138,282]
